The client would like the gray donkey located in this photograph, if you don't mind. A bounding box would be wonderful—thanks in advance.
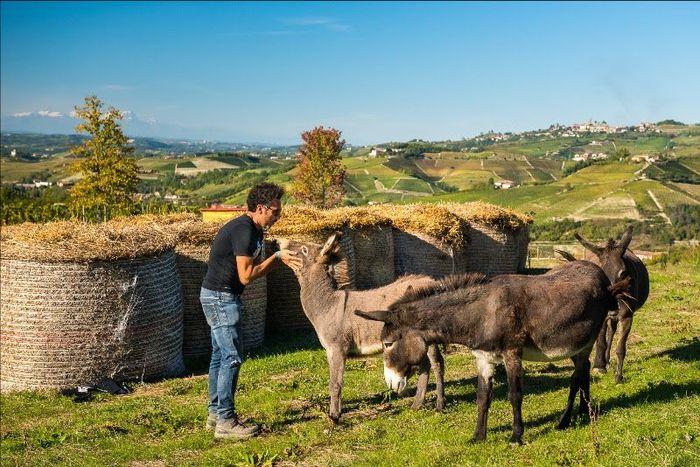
[558,226,649,382]
[356,261,630,444]
[278,232,446,423]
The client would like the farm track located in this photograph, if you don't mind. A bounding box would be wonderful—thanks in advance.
[647,189,672,225]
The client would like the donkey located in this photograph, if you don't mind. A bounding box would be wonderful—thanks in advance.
[277,232,446,423]
[356,261,630,444]
[558,226,649,382]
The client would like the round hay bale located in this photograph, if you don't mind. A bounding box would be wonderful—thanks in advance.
[392,228,465,278]
[441,202,532,275]
[369,204,469,279]
[463,223,530,275]
[174,243,211,361]
[173,218,268,361]
[349,226,395,289]
[0,249,184,392]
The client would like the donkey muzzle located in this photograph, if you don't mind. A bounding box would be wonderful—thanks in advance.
[384,365,407,394]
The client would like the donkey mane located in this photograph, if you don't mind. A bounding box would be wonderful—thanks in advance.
[391,272,489,307]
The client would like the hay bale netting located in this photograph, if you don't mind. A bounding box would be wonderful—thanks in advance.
[0,220,184,392]
[442,202,532,275]
[344,207,395,289]
[266,206,357,332]
[367,204,469,279]
[173,218,268,361]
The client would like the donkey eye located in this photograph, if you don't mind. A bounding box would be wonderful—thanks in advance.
[300,246,309,256]
[617,269,625,279]
[383,342,394,348]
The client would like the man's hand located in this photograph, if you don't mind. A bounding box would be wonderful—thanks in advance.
[278,249,302,272]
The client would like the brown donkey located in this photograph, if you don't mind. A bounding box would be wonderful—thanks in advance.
[558,226,649,382]
[277,232,445,423]
[356,261,630,444]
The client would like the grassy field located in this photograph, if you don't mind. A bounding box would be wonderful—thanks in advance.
[2,260,699,466]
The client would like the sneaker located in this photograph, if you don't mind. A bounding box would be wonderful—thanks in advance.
[214,417,260,440]
[205,412,218,431]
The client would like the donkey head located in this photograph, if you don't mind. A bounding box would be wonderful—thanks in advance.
[355,303,429,394]
[575,226,633,283]
[277,232,344,279]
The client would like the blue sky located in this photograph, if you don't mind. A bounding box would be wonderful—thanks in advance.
[2,1,699,144]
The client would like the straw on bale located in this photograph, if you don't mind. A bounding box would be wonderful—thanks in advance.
[0,220,184,392]
[168,216,268,359]
[441,202,532,275]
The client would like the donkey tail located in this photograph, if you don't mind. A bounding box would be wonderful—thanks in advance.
[609,276,632,298]
[555,249,577,262]
[608,276,636,313]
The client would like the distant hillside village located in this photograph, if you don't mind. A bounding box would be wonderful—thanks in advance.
[473,120,663,144]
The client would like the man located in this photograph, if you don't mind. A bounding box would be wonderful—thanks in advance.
[200,182,301,440]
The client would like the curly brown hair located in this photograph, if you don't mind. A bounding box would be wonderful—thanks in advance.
[246,182,285,211]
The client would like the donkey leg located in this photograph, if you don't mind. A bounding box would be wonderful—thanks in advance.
[557,357,580,430]
[605,318,618,368]
[575,354,592,419]
[412,356,431,409]
[615,316,633,383]
[593,320,609,372]
[471,352,495,442]
[503,350,524,445]
[427,344,446,411]
[326,348,346,424]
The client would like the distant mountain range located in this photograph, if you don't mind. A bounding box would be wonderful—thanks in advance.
[0,110,292,146]
[0,132,298,159]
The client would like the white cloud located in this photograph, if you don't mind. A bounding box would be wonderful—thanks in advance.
[37,110,64,118]
[12,112,32,117]
[281,16,351,32]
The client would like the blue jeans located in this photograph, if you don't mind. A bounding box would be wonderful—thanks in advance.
[200,287,244,420]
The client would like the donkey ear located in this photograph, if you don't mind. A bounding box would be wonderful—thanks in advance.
[619,226,633,252]
[574,232,603,256]
[319,232,339,257]
[354,309,389,322]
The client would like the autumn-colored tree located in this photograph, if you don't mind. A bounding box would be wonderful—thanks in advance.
[69,96,140,221]
[291,126,346,208]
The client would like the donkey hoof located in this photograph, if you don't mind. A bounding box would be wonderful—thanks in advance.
[435,401,445,412]
[470,433,486,443]
[411,401,423,410]
[328,413,341,425]
[556,419,570,430]
[615,375,625,384]
[509,436,523,446]
[592,367,607,375]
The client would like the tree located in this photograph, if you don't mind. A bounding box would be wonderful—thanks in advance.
[614,147,631,160]
[291,126,346,208]
[69,96,139,221]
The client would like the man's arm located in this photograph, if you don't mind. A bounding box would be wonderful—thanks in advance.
[236,249,301,285]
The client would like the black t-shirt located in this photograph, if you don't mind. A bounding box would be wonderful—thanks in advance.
[202,214,263,295]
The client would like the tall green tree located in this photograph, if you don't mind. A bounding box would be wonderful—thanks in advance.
[291,126,346,208]
[69,96,139,220]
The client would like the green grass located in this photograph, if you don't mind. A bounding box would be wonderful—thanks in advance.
[2,263,699,466]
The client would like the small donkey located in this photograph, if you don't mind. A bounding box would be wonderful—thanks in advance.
[357,261,630,444]
[558,226,649,382]
[278,232,445,423]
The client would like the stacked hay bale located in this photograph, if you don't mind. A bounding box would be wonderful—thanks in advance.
[442,202,532,275]
[266,206,357,332]
[0,220,184,392]
[170,215,268,361]
[368,204,470,278]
